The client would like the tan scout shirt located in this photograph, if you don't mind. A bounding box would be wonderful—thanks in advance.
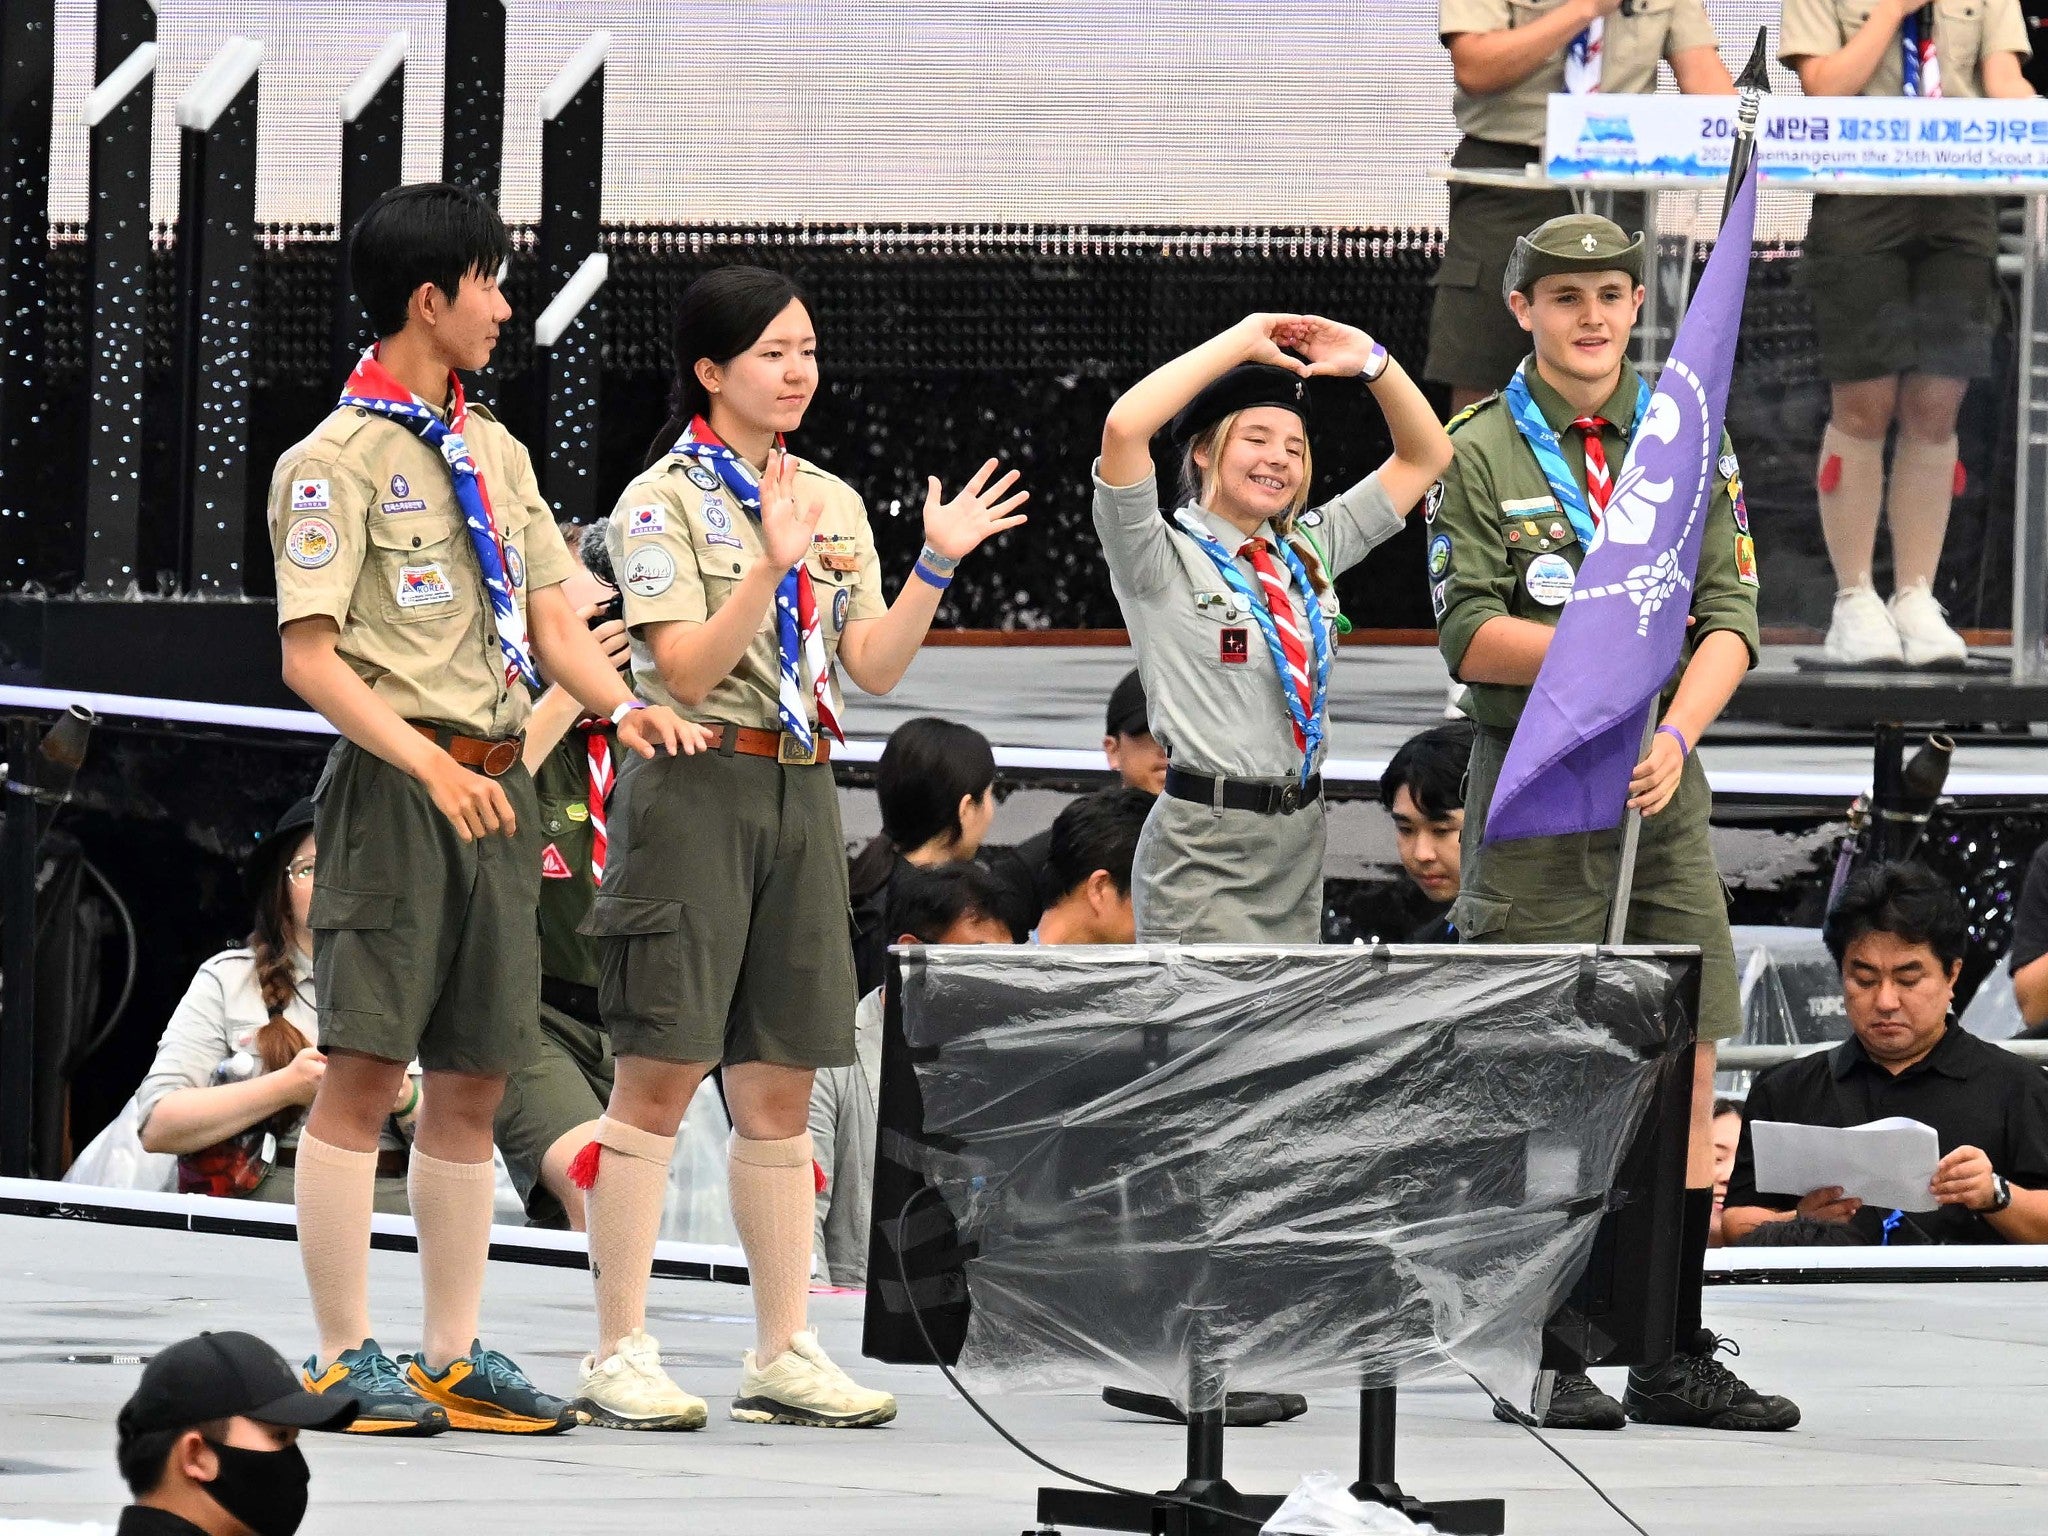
[268,401,576,740]
[1442,0,1722,146]
[606,450,887,730]
[1780,0,2030,97]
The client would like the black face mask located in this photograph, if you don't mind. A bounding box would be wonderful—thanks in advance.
[197,1439,310,1536]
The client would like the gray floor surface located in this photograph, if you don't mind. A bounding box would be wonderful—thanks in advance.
[5,1216,2047,1534]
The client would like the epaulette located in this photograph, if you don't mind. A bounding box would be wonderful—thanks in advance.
[1446,392,1500,436]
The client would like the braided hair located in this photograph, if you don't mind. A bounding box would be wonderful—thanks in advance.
[247,832,313,1076]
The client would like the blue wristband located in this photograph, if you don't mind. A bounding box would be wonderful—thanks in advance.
[912,559,953,591]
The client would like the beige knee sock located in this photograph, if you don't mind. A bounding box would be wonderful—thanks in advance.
[1887,434,1961,592]
[408,1148,497,1372]
[1816,423,1886,591]
[580,1117,675,1361]
[294,1133,377,1368]
[728,1132,816,1363]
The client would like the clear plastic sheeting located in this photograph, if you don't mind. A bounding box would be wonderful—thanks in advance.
[885,943,1696,1413]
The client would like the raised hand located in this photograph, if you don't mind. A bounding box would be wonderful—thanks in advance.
[922,460,1030,562]
[1279,316,1382,378]
[1230,313,1312,375]
[758,449,823,571]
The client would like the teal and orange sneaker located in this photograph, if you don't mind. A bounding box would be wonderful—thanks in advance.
[403,1341,578,1435]
[301,1340,449,1436]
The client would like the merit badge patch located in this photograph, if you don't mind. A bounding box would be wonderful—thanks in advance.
[627,504,666,538]
[284,517,337,569]
[540,844,573,880]
[1735,533,1759,587]
[505,544,525,588]
[1731,476,1750,533]
[1220,627,1250,664]
[565,802,589,823]
[1296,507,1324,530]
[1428,534,1452,579]
[1424,482,1444,523]
[1524,551,1575,607]
[396,562,455,608]
[1718,451,1740,482]
[624,545,677,597]
[701,498,732,533]
[291,478,330,512]
[1431,578,1449,619]
[833,586,851,629]
[684,461,721,492]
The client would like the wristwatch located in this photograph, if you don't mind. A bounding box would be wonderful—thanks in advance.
[1989,1173,2013,1213]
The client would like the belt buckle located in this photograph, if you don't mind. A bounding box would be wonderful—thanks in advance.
[1278,783,1300,815]
[777,733,818,767]
[480,739,520,777]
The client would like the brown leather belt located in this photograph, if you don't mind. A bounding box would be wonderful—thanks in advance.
[704,723,832,766]
[412,722,522,777]
[277,1144,409,1178]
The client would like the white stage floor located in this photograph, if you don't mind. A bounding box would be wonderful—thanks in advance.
[7,1216,2048,1535]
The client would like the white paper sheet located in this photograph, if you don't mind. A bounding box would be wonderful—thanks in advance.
[1749,1117,1942,1213]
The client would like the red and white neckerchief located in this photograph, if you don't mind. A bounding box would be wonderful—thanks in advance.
[584,725,614,883]
[1237,538,1313,752]
[1572,416,1615,521]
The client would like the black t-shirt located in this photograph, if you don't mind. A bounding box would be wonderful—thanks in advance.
[2010,842,2048,977]
[1726,1024,2048,1245]
[1408,909,1457,945]
[118,1509,210,1536]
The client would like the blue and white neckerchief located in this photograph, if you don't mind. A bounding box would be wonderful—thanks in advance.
[1564,18,1604,95]
[1170,506,1331,789]
[1901,7,1940,98]
[670,418,841,750]
[340,349,539,689]
[1502,361,1652,550]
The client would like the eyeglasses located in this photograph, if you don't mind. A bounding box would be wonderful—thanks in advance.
[287,859,317,884]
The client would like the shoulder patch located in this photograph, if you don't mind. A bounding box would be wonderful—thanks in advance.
[1423,481,1444,523]
[1446,392,1501,436]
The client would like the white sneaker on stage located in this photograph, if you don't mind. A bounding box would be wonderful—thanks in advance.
[575,1328,707,1430]
[1822,585,1903,667]
[730,1329,898,1428]
[1888,582,1969,668]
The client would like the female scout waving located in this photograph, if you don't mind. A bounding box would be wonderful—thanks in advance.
[569,267,1026,1432]
[1094,314,1451,942]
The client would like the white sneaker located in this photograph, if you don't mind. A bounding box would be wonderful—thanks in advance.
[1822,585,1903,667]
[575,1329,707,1431]
[730,1329,897,1428]
[1888,583,1969,668]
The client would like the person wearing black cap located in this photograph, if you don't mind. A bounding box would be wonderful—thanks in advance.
[1094,314,1451,943]
[115,1331,355,1536]
[135,800,417,1212]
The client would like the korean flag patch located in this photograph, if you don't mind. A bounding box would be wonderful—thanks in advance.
[627,504,666,538]
[291,478,331,512]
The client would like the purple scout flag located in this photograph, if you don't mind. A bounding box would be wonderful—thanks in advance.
[1484,157,1760,845]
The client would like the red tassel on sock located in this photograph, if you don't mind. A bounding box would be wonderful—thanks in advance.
[567,1140,603,1191]
[813,1159,827,1194]
[1954,460,1968,498]
[1818,453,1842,494]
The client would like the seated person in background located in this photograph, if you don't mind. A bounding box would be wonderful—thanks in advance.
[1378,719,1476,942]
[811,862,1015,1286]
[1722,861,2048,1245]
[1708,1097,1742,1248]
[138,800,417,1211]
[1035,786,1153,946]
[990,669,1165,921]
[2005,837,2048,1034]
[847,716,999,997]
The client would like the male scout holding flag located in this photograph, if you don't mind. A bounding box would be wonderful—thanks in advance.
[1429,196,1798,1432]
[267,183,701,1433]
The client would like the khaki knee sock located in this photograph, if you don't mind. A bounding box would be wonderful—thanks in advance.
[728,1132,816,1363]
[1816,423,1886,591]
[408,1148,497,1372]
[294,1133,377,1368]
[580,1117,675,1361]
[1887,434,1961,593]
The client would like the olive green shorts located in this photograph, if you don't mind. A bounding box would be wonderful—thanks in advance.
[1801,195,2000,383]
[308,738,543,1075]
[1452,725,1742,1043]
[583,744,857,1069]
[1426,136,1646,394]
[494,997,614,1228]
[252,1161,412,1215]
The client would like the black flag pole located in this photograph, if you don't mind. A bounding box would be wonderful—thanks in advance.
[1603,28,1771,947]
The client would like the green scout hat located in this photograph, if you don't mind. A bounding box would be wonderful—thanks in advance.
[1502,214,1646,304]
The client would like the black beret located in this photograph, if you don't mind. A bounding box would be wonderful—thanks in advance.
[1168,364,1309,447]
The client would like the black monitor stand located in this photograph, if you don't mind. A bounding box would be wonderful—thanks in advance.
[1030,1386,1505,1536]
